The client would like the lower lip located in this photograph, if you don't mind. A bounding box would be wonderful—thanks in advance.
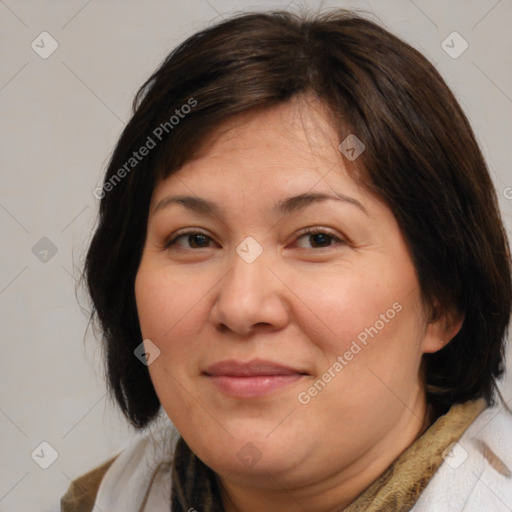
[206,374,305,398]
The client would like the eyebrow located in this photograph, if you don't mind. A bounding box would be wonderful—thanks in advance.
[152,192,368,217]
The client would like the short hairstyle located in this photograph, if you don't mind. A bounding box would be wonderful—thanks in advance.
[82,9,512,429]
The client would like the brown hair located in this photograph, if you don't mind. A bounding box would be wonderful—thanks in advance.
[82,8,512,428]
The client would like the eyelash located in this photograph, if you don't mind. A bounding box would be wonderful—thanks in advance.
[163,227,346,250]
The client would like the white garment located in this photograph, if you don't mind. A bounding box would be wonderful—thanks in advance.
[95,414,178,512]
[90,402,512,511]
[411,402,512,511]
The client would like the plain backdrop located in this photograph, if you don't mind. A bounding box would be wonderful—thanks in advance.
[0,1,511,510]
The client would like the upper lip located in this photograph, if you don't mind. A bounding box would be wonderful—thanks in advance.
[204,359,308,377]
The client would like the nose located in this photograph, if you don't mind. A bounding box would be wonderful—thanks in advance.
[209,244,290,337]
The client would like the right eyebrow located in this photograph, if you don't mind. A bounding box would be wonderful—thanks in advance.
[152,195,220,216]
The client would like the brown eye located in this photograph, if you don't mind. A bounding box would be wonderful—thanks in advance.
[165,231,214,249]
[294,228,345,249]
[306,232,334,248]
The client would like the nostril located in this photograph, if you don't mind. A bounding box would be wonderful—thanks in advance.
[254,322,271,328]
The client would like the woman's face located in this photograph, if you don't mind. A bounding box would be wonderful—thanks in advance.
[135,97,455,497]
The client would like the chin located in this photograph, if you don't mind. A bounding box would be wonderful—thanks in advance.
[194,429,307,480]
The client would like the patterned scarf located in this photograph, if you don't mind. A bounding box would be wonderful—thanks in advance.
[169,398,487,512]
[171,436,226,512]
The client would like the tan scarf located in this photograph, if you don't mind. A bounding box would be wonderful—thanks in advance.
[170,398,487,512]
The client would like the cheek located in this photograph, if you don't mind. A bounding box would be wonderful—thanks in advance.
[135,264,206,343]
[295,269,426,427]
[297,262,427,404]
[135,267,209,425]
[296,264,415,349]
[312,266,424,385]
[134,262,221,417]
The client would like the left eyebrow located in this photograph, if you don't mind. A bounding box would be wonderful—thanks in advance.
[152,191,368,217]
[274,192,368,216]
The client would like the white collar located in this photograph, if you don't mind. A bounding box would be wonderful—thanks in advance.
[95,414,178,512]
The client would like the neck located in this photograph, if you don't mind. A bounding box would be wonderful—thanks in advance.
[219,392,430,512]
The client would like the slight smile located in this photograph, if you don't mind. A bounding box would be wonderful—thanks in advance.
[203,359,309,398]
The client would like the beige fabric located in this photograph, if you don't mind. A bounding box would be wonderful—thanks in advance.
[60,456,119,512]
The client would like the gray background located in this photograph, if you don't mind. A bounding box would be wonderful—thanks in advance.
[0,1,511,510]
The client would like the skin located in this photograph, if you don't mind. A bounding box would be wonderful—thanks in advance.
[135,95,462,512]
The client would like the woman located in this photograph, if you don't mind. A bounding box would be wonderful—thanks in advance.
[62,8,512,512]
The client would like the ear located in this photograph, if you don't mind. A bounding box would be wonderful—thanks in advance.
[421,302,464,354]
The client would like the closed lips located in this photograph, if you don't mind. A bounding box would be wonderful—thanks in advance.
[203,359,309,398]
[203,359,309,377]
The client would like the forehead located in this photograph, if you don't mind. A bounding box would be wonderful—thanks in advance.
[152,97,363,200]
